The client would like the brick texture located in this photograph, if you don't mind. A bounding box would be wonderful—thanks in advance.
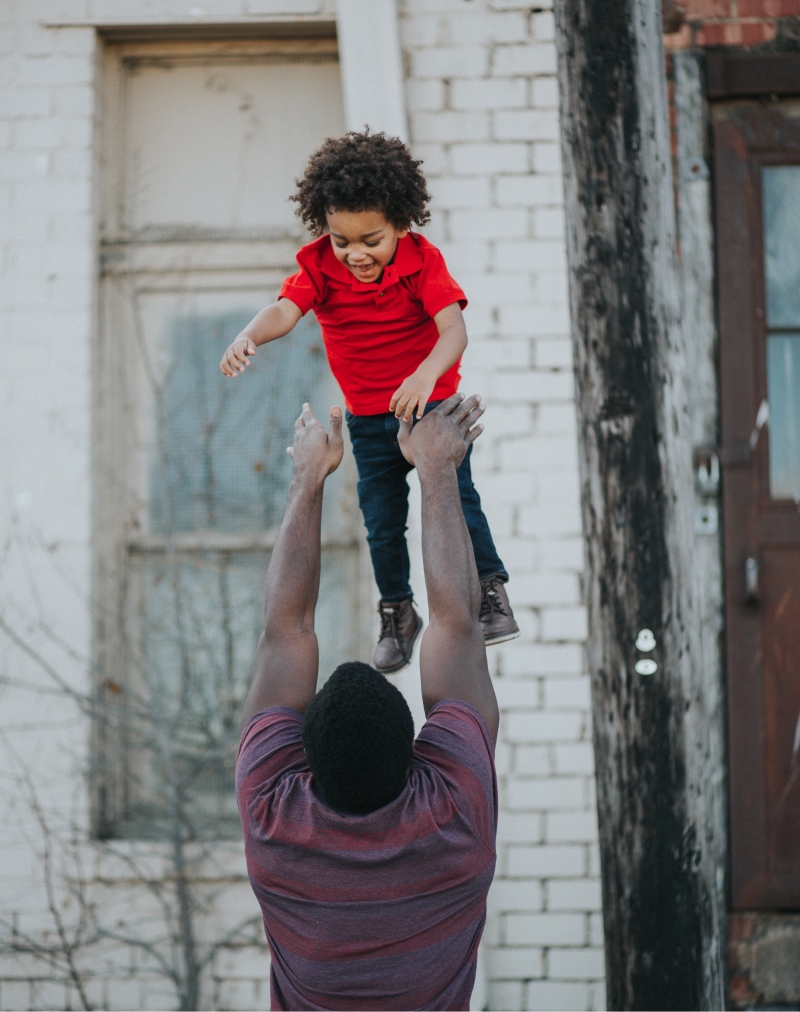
[664,0,800,49]
[0,2,603,1011]
[400,1,602,1006]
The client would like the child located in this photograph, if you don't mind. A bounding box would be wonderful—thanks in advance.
[220,131,518,673]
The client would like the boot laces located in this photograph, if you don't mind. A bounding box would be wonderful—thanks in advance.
[378,603,402,642]
[480,578,508,622]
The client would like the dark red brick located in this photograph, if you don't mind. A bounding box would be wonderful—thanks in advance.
[729,973,758,1003]
[728,915,755,941]
[739,0,800,15]
[684,0,734,17]
[696,22,731,42]
[664,24,693,49]
[740,20,778,41]
[696,19,777,43]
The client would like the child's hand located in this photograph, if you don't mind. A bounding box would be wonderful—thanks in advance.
[220,336,257,377]
[390,369,437,422]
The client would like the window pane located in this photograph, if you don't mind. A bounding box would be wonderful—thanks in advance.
[120,306,361,836]
[149,310,331,534]
[763,165,800,328]
[124,57,345,235]
[767,333,800,500]
[123,547,360,839]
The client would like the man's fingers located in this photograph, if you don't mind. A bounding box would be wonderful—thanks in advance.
[328,406,343,440]
[398,416,413,439]
[295,413,305,431]
[453,397,484,430]
[286,446,294,457]
[301,402,318,426]
[438,392,465,417]
[465,422,484,445]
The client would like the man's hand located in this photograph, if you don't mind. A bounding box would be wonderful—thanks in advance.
[398,393,484,472]
[220,336,257,377]
[408,392,498,741]
[390,366,437,422]
[287,403,344,482]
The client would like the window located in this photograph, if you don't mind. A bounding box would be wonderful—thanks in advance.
[762,165,800,500]
[94,37,366,839]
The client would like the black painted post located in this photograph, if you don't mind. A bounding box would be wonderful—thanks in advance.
[553,2,726,1008]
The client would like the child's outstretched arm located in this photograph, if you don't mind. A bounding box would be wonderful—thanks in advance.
[220,298,303,377]
[389,302,468,421]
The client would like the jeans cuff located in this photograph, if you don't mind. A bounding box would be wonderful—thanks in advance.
[479,570,508,584]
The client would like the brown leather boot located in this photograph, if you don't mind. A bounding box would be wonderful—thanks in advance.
[480,576,520,645]
[373,599,423,674]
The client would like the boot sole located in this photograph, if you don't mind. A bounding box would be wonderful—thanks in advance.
[484,627,521,646]
[375,615,424,674]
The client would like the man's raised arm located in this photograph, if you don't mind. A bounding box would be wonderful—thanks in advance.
[398,395,499,741]
[240,404,343,728]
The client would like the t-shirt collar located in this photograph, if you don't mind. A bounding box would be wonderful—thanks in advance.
[319,233,423,291]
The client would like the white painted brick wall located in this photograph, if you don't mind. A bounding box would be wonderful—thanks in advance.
[0,2,603,1010]
[399,2,603,1009]
[0,7,295,1011]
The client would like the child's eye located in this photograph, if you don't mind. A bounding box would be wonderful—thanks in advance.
[334,242,349,248]
[365,241,380,248]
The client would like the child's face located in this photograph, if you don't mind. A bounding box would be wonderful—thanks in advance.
[326,209,409,285]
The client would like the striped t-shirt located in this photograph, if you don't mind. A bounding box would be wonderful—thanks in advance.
[236,699,498,1011]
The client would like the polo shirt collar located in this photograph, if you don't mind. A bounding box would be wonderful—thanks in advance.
[319,233,423,291]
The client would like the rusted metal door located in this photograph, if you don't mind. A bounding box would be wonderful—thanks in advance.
[715,105,800,909]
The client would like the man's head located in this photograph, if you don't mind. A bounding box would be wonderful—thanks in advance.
[302,661,414,815]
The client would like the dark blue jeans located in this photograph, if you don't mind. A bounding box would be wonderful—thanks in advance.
[346,402,508,602]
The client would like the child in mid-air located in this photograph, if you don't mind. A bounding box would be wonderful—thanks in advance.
[220,131,518,673]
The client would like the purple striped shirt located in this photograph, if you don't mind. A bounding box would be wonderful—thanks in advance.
[236,700,498,1011]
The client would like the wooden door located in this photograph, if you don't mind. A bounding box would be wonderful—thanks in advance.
[715,105,800,909]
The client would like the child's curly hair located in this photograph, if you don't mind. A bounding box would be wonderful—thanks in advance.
[291,131,431,237]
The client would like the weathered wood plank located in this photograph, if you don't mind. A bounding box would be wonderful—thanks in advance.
[674,48,728,1007]
[553,4,725,1008]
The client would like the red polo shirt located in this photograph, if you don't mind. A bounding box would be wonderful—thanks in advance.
[279,232,467,416]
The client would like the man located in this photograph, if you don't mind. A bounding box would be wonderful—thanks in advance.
[236,394,499,1011]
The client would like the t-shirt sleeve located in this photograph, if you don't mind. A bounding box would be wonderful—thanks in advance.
[235,707,308,821]
[414,700,497,846]
[414,243,468,320]
[279,264,323,316]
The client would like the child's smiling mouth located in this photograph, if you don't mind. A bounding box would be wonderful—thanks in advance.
[351,262,378,277]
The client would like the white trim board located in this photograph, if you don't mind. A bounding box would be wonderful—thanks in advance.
[335,0,408,142]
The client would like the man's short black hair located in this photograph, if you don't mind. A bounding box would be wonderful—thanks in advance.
[291,130,431,237]
[302,661,414,815]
